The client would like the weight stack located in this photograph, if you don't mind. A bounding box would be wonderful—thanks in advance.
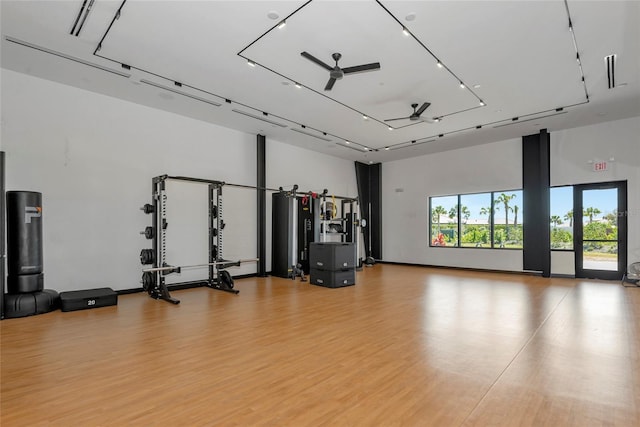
[5,191,59,318]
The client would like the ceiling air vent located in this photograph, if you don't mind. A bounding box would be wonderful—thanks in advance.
[605,54,617,89]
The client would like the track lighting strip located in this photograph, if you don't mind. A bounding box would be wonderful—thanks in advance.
[70,0,95,36]
[231,109,287,127]
[492,111,567,128]
[563,0,589,101]
[140,80,222,107]
[290,128,332,141]
[4,36,130,78]
[387,139,436,151]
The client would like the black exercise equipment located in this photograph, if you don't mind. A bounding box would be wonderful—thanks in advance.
[309,242,357,288]
[7,191,44,293]
[139,249,154,265]
[59,288,117,312]
[140,226,154,239]
[140,175,258,304]
[3,189,59,318]
[141,271,156,291]
[141,203,155,214]
[4,289,59,318]
[291,263,307,282]
[0,151,4,319]
[218,270,234,289]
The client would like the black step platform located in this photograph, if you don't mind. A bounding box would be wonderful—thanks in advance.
[59,288,117,312]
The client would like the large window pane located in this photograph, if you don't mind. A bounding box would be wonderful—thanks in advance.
[582,188,618,270]
[492,190,523,249]
[550,186,574,250]
[430,195,458,247]
[460,193,492,248]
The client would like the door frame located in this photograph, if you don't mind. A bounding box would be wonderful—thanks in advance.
[574,180,627,280]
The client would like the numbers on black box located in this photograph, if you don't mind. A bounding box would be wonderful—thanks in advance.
[87,299,96,306]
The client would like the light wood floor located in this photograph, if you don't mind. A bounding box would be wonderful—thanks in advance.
[2,264,639,426]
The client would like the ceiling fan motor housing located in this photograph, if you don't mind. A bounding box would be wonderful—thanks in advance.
[330,68,344,80]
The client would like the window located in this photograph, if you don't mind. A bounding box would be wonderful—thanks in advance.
[550,186,574,250]
[429,190,523,249]
[459,193,492,248]
[430,195,458,246]
[492,190,523,248]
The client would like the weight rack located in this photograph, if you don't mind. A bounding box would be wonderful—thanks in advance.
[141,175,237,304]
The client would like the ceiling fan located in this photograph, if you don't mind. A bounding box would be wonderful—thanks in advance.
[300,52,380,91]
[385,102,440,123]
[385,103,438,123]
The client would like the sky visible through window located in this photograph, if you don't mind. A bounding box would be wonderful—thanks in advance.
[551,186,618,225]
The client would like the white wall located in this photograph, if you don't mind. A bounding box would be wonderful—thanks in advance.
[382,138,524,271]
[1,70,356,292]
[382,117,640,274]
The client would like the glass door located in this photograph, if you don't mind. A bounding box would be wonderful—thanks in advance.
[574,181,627,280]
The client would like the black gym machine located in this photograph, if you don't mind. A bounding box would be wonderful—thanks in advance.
[139,175,257,304]
[271,186,364,280]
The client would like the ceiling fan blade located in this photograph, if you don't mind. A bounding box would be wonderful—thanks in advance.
[324,77,337,91]
[301,51,333,71]
[342,62,381,74]
[415,102,431,116]
[384,116,410,122]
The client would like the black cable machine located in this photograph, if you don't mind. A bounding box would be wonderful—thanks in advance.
[272,187,362,278]
[140,175,257,304]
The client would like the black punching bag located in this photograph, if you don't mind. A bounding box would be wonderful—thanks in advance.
[7,191,44,293]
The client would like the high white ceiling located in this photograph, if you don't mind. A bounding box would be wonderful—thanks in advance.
[2,1,639,162]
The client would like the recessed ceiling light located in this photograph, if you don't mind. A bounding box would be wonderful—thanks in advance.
[295,82,301,88]
[436,61,443,69]
[277,20,286,29]
[384,147,390,150]
[363,115,368,120]
[363,147,369,151]
[402,27,410,36]
[459,82,465,89]
[405,12,416,21]
[345,140,350,144]
[388,126,393,131]
[267,11,279,20]
[479,101,485,106]
[247,60,256,67]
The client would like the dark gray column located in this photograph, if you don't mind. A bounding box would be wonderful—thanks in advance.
[257,135,267,276]
[522,129,550,277]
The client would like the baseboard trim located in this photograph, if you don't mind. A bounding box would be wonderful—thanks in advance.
[550,273,576,279]
[376,260,541,277]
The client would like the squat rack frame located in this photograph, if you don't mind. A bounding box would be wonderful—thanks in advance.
[145,175,243,304]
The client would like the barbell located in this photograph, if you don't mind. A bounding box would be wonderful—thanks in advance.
[142,258,259,273]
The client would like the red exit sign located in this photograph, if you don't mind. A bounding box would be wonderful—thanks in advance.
[593,161,608,172]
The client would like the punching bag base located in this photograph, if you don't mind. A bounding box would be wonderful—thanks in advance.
[7,273,44,294]
[4,289,59,318]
